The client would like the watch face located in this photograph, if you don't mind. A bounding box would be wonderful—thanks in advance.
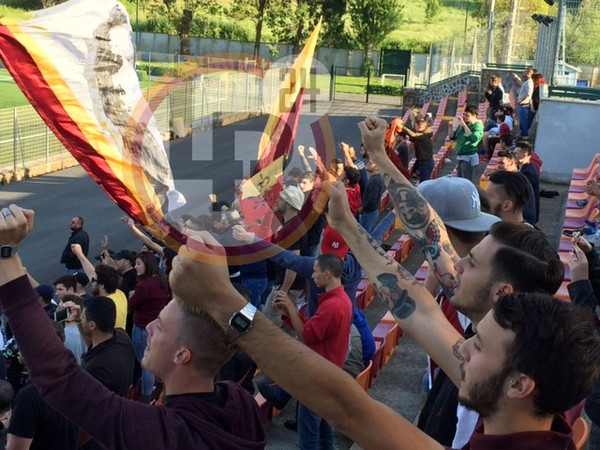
[0,246,12,258]
[231,313,251,331]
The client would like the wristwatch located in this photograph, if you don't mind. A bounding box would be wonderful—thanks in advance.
[0,244,17,259]
[226,303,257,341]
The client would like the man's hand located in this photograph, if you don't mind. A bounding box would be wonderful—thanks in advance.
[0,205,34,245]
[209,193,218,203]
[308,146,318,161]
[61,301,82,322]
[340,142,350,154]
[120,215,134,227]
[232,224,254,244]
[358,116,387,158]
[570,244,589,282]
[585,179,600,198]
[101,235,109,252]
[71,243,83,256]
[170,231,245,323]
[297,145,305,156]
[273,290,295,316]
[325,181,354,231]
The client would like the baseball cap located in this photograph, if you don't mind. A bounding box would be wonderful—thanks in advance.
[320,227,349,259]
[114,250,136,264]
[417,175,500,232]
[35,284,54,302]
[280,186,305,211]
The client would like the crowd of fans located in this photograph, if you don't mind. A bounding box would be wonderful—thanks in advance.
[0,64,598,450]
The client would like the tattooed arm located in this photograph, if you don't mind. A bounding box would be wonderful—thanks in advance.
[359,116,460,297]
[326,182,464,386]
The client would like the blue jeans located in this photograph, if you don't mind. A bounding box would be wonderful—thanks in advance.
[517,104,531,136]
[133,325,155,396]
[419,160,435,183]
[64,268,80,275]
[298,403,334,450]
[359,209,379,234]
[241,277,268,309]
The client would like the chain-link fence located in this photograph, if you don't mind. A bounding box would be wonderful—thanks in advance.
[426,0,600,87]
[1,52,331,173]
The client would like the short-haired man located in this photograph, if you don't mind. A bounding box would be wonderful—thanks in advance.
[448,105,484,184]
[53,275,77,302]
[262,185,308,323]
[167,234,598,450]
[0,206,267,449]
[514,140,540,223]
[486,171,534,225]
[401,115,434,182]
[113,250,137,299]
[71,244,127,330]
[359,159,385,233]
[65,295,136,449]
[60,216,89,275]
[515,67,535,137]
[273,253,352,450]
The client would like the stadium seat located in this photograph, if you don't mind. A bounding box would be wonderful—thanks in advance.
[355,360,373,391]
[572,416,590,450]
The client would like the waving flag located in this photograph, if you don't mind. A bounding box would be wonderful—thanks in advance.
[0,0,186,243]
[240,19,322,237]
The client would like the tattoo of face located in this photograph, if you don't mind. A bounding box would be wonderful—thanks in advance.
[385,179,430,231]
[375,273,416,319]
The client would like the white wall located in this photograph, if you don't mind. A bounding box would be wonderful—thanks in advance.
[535,98,600,183]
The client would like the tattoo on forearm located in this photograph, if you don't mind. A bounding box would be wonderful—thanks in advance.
[356,221,395,265]
[375,273,416,319]
[452,338,465,361]
[384,178,430,231]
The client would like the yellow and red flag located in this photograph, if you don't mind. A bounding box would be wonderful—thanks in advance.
[0,0,186,242]
[240,19,322,237]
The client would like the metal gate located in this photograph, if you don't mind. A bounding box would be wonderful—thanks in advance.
[331,65,403,106]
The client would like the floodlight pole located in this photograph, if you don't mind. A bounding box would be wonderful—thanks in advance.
[551,0,566,85]
[485,0,496,65]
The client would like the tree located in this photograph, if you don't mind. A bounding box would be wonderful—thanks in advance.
[425,0,441,22]
[345,0,404,73]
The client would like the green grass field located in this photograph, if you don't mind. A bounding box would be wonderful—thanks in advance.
[0,69,28,108]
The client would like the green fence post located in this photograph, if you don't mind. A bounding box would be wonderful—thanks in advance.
[366,68,371,104]
[330,64,335,101]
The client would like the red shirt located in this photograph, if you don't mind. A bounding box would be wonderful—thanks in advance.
[129,277,169,327]
[285,285,352,368]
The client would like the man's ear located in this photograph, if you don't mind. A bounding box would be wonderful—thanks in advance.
[174,347,192,365]
[493,283,514,301]
[506,373,536,400]
[502,199,514,213]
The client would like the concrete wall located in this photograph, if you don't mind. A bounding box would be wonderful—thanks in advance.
[535,98,600,183]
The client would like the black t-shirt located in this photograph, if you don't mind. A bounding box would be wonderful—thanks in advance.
[8,383,78,449]
[119,268,137,299]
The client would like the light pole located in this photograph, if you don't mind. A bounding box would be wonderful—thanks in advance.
[485,0,496,65]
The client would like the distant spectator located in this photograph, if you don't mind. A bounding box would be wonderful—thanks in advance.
[34,284,56,320]
[515,140,540,223]
[53,275,77,302]
[130,252,169,403]
[486,171,533,225]
[60,216,89,275]
[447,105,484,184]
[514,66,535,137]
[484,75,503,119]
[359,159,385,233]
[402,115,434,182]
[58,294,87,365]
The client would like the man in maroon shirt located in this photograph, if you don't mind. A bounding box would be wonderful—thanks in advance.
[274,253,352,450]
[0,205,266,450]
